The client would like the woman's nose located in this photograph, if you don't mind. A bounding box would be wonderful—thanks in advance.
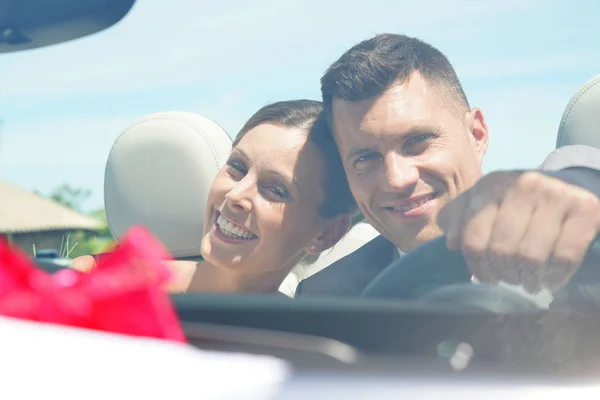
[225,180,254,212]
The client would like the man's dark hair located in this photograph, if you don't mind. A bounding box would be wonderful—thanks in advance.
[321,33,470,119]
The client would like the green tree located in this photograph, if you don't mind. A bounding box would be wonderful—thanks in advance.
[44,184,92,212]
[68,208,115,257]
[35,185,115,258]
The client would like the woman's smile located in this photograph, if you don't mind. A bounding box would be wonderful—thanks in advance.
[212,211,258,244]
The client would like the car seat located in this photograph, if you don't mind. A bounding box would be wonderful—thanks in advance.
[541,73,600,171]
[105,111,232,259]
[104,111,379,297]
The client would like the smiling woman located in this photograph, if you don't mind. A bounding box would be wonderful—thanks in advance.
[190,100,357,294]
[72,100,357,295]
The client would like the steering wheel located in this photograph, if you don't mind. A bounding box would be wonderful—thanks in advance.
[361,236,600,313]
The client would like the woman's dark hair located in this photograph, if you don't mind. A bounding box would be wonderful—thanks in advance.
[233,99,358,219]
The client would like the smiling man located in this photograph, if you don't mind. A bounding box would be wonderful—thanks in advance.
[296,33,600,297]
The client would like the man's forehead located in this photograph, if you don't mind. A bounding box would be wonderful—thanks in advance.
[331,79,442,145]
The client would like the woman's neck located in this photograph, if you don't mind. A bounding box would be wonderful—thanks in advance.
[185,261,288,294]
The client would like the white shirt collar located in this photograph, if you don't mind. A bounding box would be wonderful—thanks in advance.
[396,247,405,258]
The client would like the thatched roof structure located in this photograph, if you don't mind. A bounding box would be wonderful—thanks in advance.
[0,180,102,233]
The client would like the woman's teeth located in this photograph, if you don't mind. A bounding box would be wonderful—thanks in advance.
[216,215,256,240]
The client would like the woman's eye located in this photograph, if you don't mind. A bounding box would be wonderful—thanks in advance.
[263,185,289,201]
[226,160,246,178]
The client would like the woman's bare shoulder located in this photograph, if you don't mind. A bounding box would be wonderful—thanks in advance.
[70,255,199,294]
[71,255,97,272]
[166,260,200,293]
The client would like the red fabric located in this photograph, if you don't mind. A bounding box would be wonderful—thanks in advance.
[0,226,186,343]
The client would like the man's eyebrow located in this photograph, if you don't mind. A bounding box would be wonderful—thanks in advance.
[346,147,376,163]
[344,126,441,163]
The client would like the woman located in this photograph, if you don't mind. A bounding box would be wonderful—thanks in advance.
[73,100,357,294]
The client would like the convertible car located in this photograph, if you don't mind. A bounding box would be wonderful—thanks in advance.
[3,1,600,399]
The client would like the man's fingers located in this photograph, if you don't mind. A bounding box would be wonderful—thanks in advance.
[553,209,598,267]
[468,185,533,285]
[487,184,535,260]
[438,195,467,251]
[544,219,593,291]
[517,203,564,265]
[511,203,564,290]
[460,203,498,265]
[439,171,600,292]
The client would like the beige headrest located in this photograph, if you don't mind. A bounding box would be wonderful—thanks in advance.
[556,74,600,148]
[104,111,232,258]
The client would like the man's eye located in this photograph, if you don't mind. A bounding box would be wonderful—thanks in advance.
[405,134,433,150]
[353,152,382,169]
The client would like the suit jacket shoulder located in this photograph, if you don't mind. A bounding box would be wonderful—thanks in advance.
[296,235,395,297]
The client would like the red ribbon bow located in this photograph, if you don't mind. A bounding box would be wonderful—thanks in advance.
[0,226,186,343]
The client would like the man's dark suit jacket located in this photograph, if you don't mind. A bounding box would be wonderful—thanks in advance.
[296,235,396,297]
[296,145,600,298]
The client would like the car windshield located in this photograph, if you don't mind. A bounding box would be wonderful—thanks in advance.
[1,0,600,378]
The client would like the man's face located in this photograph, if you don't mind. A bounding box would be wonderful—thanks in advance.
[331,72,489,251]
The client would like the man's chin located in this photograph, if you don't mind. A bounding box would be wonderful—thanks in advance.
[388,225,444,253]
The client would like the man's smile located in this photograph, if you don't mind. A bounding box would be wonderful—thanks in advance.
[382,192,439,219]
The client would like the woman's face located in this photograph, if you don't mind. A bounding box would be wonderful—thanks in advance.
[201,123,329,275]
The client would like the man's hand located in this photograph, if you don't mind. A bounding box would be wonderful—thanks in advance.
[438,171,600,292]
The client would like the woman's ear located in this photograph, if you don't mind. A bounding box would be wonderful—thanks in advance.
[306,214,351,254]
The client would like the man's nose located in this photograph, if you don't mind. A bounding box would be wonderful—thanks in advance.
[225,178,254,212]
[380,152,419,192]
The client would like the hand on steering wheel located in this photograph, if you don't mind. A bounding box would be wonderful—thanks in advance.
[361,236,600,313]
[438,171,600,293]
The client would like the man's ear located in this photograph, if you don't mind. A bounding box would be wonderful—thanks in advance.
[467,108,489,163]
[306,214,351,254]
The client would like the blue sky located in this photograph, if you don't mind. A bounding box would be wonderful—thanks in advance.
[1,0,599,212]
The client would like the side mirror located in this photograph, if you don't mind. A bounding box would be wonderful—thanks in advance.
[0,0,136,54]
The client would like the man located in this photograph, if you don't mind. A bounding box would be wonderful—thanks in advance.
[296,34,600,296]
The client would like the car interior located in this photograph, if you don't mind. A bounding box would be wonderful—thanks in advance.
[80,64,600,375]
[4,0,600,396]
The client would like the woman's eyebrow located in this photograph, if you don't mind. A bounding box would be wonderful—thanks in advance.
[231,147,248,159]
[234,147,300,189]
[270,170,299,190]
